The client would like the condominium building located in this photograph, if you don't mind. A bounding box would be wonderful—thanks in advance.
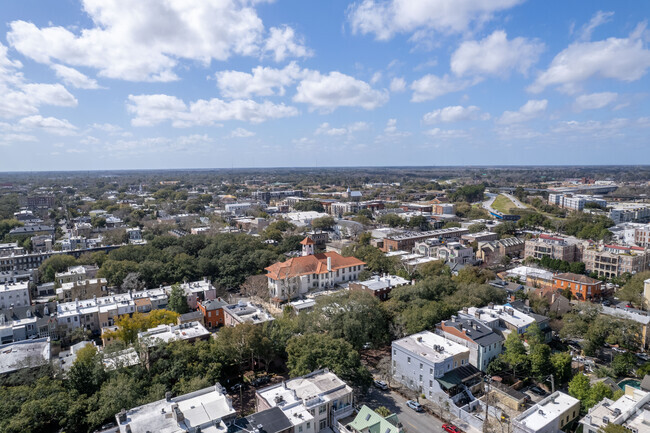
[256,369,354,433]
[391,331,471,398]
[609,204,650,224]
[460,304,536,335]
[548,194,606,211]
[583,244,649,278]
[524,234,582,262]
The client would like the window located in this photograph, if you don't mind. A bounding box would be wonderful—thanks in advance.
[407,357,411,364]
[299,427,303,433]
[420,363,423,369]
[319,405,326,414]
[306,422,310,429]
[430,368,433,374]
[320,420,326,430]
[419,375,422,382]
[393,349,396,355]
[429,380,433,387]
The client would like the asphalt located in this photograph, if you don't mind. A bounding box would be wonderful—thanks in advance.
[359,387,444,433]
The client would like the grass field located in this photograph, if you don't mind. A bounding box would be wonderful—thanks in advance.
[492,194,517,213]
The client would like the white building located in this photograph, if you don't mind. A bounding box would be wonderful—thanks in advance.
[391,331,470,399]
[0,337,51,375]
[580,387,650,433]
[116,384,236,433]
[437,316,504,371]
[461,304,536,335]
[255,369,354,433]
[224,202,254,215]
[0,281,30,309]
[513,391,580,433]
[163,279,216,310]
[138,321,210,347]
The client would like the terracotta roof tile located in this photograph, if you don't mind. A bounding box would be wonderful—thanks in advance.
[265,252,365,280]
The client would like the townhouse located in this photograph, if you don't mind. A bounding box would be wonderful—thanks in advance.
[437,315,504,371]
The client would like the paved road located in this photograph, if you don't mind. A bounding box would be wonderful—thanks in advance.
[503,193,527,209]
[359,387,444,433]
[482,193,497,213]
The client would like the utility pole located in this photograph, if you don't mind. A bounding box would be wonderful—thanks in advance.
[483,376,492,433]
[547,374,555,393]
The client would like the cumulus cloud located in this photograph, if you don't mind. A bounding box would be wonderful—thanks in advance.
[127,94,299,127]
[0,43,77,118]
[573,92,618,111]
[294,71,388,111]
[451,30,544,77]
[424,128,469,138]
[19,115,78,136]
[389,77,406,92]
[51,64,101,89]
[315,121,369,136]
[410,74,476,102]
[423,105,487,123]
[347,0,523,41]
[7,0,311,82]
[228,127,256,138]
[498,99,547,124]
[529,23,650,93]
[215,62,306,99]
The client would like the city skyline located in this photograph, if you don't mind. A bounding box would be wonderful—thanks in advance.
[1,0,650,171]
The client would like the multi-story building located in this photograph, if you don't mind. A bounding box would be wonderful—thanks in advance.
[524,234,581,262]
[391,331,471,399]
[137,321,210,347]
[380,227,469,252]
[583,244,649,278]
[116,384,237,433]
[57,278,108,302]
[265,237,365,302]
[476,237,525,265]
[634,224,650,248]
[223,301,275,326]
[553,273,603,301]
[601,305,650,350]
[460,304,536,335]
[163,279,216,310]
[55,265,99,284]
[349,274,410,301]
[197,298,228,329]
[437,316,503,371]
[0,281,31,309]
[331,202,360,217]
[609,204,650,224]
[256,369,354,433]
[0,302,57,343]
[460,231,498,245]
[548,194,607,212]
[579,387,650,433]
[513,391,580,433]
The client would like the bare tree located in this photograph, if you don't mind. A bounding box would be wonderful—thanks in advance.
[122,272,145,292]
[240,274,270,301]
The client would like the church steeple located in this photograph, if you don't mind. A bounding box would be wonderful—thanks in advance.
[300,236,315,256]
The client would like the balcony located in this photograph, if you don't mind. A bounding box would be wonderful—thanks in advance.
[332,403,354,419]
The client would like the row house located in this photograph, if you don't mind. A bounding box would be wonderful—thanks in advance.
[0,302,57,343]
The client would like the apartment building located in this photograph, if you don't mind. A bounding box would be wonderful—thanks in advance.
[476,237,525,265]
[460,304,536,335]
[266,238,365,301]
[0,302,57,343]
[116,384,236,433]
[634,224,650,248]
[0,281,30,309]
[580,387,650,433]
[437,316,504,371]
[583,244,649,278]
[380,227,469,252]
[553,273,603,301]
[57,278,107,302]
[513,392,580,433]
[391,331,471,398]
[609,204,650,224]
[223,301,275,326]
[256,369,354,433]
[524,234,581,262]
[548,194,606,211]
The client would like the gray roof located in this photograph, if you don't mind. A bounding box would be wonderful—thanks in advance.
[443,317,504,347]
[236,407,293,433]
[8,225,54,235]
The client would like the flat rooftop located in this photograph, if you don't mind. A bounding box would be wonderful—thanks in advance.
[393,331,469,363]
[466,305,536,330]
[515,392,579,430]
[0,337,51,374]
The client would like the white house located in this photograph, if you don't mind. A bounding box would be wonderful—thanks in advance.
[513,391,580,433]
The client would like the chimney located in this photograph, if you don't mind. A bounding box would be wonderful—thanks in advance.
[327,257,332,272]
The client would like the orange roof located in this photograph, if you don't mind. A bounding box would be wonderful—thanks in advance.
[300,237,315,245]
[265,252,365,280]
[134,298,152,306]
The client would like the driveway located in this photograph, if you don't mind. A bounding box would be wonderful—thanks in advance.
[359,387,444,433]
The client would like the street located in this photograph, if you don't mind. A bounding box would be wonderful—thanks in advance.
[359,387,444,433]
[502,193,527,209]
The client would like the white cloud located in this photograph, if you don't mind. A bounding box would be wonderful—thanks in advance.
[106,134,214,155]
[424,128,469,138]
[451,30,544,77]
[577,11,614,41]
[263,26,312,62]
[80,136,100,145]
[19,115,78,136]
[347,0,523,41]
[315,121,369,136]
[215,62,305,99]
[0,133,38,146]
[389,77,406,92]
[529,24,650,93]
[51,64,101,89]
[423,105,488,124]
[0,43,78,118]
[7,0,310,82]
[294,71,388,111]
[498,99,547,124]
[228,127,256,138]
[91,123,122,133]
[127,94,299,127]
[574,92,618,111]
[376,118,411,140]
[370,71,382,84]
[410,74,476,102]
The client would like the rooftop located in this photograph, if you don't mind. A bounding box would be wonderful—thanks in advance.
[355,274,410,291]
[138,321,210,347]
[514,392,579,430]
[0,337,51,374]
[265,251,365,280]
[392,330,469,363]
[465,304,536,330]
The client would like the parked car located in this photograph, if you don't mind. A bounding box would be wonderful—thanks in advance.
[529,386,547,396]
[602,300,611,306]
[442,424,461,433]
[251,375,271,387]
[373,380,389,390]
[636,353,650,361]
[406,400,423,412]
[612,347,627,353]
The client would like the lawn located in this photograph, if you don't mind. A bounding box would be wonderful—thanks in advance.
[492,194,517,213]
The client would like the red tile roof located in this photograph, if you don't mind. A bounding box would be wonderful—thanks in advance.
[300,237,315,245]
[554,273,601,285]
[265,252,365,280]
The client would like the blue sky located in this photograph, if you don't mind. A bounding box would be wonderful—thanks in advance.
[0,0,649,171]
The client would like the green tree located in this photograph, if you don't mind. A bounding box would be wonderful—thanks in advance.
[408,215,430,231]
[611,352,637,377]
[550,352,573,384]
[468,223,487,233]
[286,333,372,388]
[502,332,528,377]
[599,425,631,433]
[293,200,325,212]
[378,213,406,228]
[530,344,552,380]
[375,406,392,417]
[38,254,78,282]
[524,322,545,346]
[167,284,189,314]
[67,345,106,396]
[311,216,336,231]
[568,373,591,403]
